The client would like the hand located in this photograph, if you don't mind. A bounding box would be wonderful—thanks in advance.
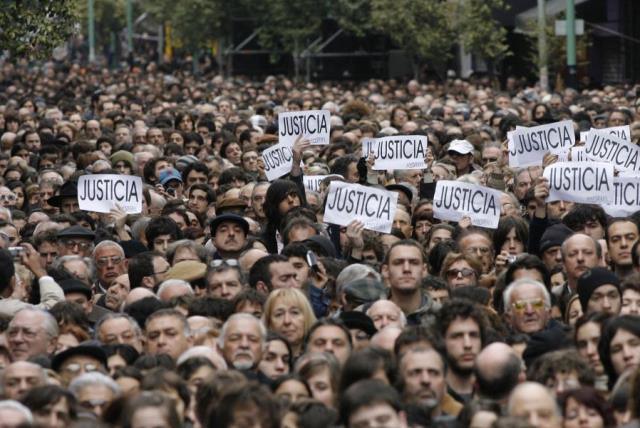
[109,204,128,231]
[494,250,510,274]
[346,220,365,249]
[309,259,329,290]
[10,276,28,301]
[458,216,472,229]
[366,151,376,170]
[533,177,550,205]
[542,152,558,168]
[292,135,311,158]
[19,243,46,279]
[425,147,434,168]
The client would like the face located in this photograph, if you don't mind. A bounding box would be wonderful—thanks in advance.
[307,367,335,408]
[392,210,412,238]
[258,340,290,379]
[514,170,532,200]
[7,311,55,360]
[269,300,306,347]
[278,190,301,216]
[622,289,640,316]
[607,221,639,267]
[547,200,574,220]
[186,170,208,187]
[345,162,360,183]
[145,315,192,360]
[188,189,209,214]
[566,298,583,325]
[307,326,351,366]
[32,397,71,428]
[563,235,599,284]
[509,386,561,428]
[428,228,452,251]
[131,406,171,428]
[587,284,621,316]
[449,152,472,174]
[507,283,550,334]
[444,317,481,373]
[382,245,426,293]
[367,301,403,330]
[400,349,446,411]
[276,379,310,405]
[269,261,299,290]
[208,268,244,300]
[543,246,563,271]
[501,228,524,255]
[213,221,247,253]
[2,362,43,400]
[95,245,127,286]
[152,234,175,255]
[252,185,268,218]
[106,274,130,311]
[563,397,604,428]
[76,384,115,418]
[349,402,407,428]
[59,355,104,386]
[444,259,477,289]
[58,237,93,257]
[220,317,264,370]
[459,233,493,273]
[576,321,604,375]
[609,328,640,376]
[481,147,501,164]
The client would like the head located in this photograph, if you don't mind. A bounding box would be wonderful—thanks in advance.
[507,382,561,428]
[503,279,551,334]
[7,308,58,360]
[397,346,447,417]
[217,313,266,371]
[263,288,317,351]
[381,239,427,295]
[144,309,193,361]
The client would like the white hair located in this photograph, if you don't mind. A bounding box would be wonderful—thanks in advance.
[336,264,382,294]
[366,300,407,328]
[503,278,551,312]
[68,372,121,398]
[217,313,266,348]
[92,240,125,258]
[156,279,193,301]
[0,207,12,223]
[0,400,32,423]
[11,307,58,338]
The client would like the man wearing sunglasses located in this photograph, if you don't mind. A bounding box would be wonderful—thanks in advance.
[504,278,553,335]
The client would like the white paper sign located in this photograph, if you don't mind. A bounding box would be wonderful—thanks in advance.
[262,142,296,181]
[303,175,342,192]
[361,135,428,170]
[323,182,398,233]
[433,181,502,229]
[582,126,631,145]
[278,110,330,145]
[605,176,640,217]
[509,120,575,167]
[543,161,614,204]
[584,130,640,172]
[557,146,587,163]
[78,174,143,214]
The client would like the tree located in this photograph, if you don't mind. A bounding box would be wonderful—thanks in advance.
[455,0,510,64]
[0,0,79,59]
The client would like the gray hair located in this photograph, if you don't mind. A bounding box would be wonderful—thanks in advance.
[94,313,142,341]
[336,264,381,294]
[11,307,59,339]
[0,400,32,423]
[217,313,266,348]
[68,372,121,398]
[166,239,207,264]
[145,308,191,338]
[52,255,96,284]
[156,279,194,301]
[131,216,151,242]
[0,207,12,223]
[503,278,551,312]
[92,240,125,258]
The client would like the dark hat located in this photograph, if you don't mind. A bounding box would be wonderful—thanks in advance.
[209,214,249,236]
[302,235,337,258]
[119,240,149,258]
[176,155,198,170]
[216,196,247,212]
[339,311,377,337]
[385,184,414,204]
[343,278,388,306]
[539,224,574,255]
[577,267,621,312]
[109,150,134,169]
[57,225,95,241]
[47,181,78,207]
[51,343,108,372]
[59,278,92,300]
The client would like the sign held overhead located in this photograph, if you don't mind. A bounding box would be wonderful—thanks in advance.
[78,174,143,214]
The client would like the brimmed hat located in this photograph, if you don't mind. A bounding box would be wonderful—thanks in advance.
[166,260,207,283]
[447,139,474,155]
[57,225,95,240]
[51,343,108,372]
[339,311,377,337]
[47,181,78,207]
[343,278,387,306]
[59,278,92,300]
[209,214,249,236]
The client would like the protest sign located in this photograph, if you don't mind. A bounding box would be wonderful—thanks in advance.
[508,120,575,167]
[262,142,296,181]
[432,181,502,229]
[605,176,640,217]
[558,146,587,162]
[581,126,631,145]
[543,161,613,204]
[361,135,428,170]
[78,174,143,214]
[303,175,342,192]
[323,182,398,233]
[278,110,330,145]
[584,130,640,173]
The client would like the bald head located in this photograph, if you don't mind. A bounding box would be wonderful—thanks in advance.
[474,342,522,401]
[1,361,46,400]
[125,287,156,306]
[508,382,561,428]
[366,300,406,330]
[239,249,268,273]
[369,326,403,352]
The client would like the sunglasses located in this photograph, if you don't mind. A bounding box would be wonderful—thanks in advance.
[511,298,546,312]
[446,268,476,280]
[209,259,239,268]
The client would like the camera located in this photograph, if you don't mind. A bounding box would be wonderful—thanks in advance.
[506,254,517,263]
[8,247,24,258]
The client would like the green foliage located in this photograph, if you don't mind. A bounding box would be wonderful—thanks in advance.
[77,0,130,50]
[0,0,79,59]
[143,0,226,52]
[331,0,374,37]
[456,0,510,61]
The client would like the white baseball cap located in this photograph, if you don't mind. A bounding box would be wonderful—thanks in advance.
[448,139,474,155]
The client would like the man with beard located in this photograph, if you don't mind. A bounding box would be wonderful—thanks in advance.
[398,346,448,420]
[436,299,486,404]
[210,214,249,260]
[217,313,265,375]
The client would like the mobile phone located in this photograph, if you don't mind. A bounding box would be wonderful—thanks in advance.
[506,254,517,263]
[166,187,176,196]
[306,251,320,274]
[8,247,24,258]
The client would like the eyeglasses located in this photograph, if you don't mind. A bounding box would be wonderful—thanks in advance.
[96,256,124,267]
[511,298,546,312]
[446,268,476,280]
[210,259,239,268]
[63,362,100,374]
[61,240,92,250]
[153,266,170,276]
[0,194,16,202]
[464,246,491,256]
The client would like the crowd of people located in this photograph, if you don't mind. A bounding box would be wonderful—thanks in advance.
[0,56,639,428]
